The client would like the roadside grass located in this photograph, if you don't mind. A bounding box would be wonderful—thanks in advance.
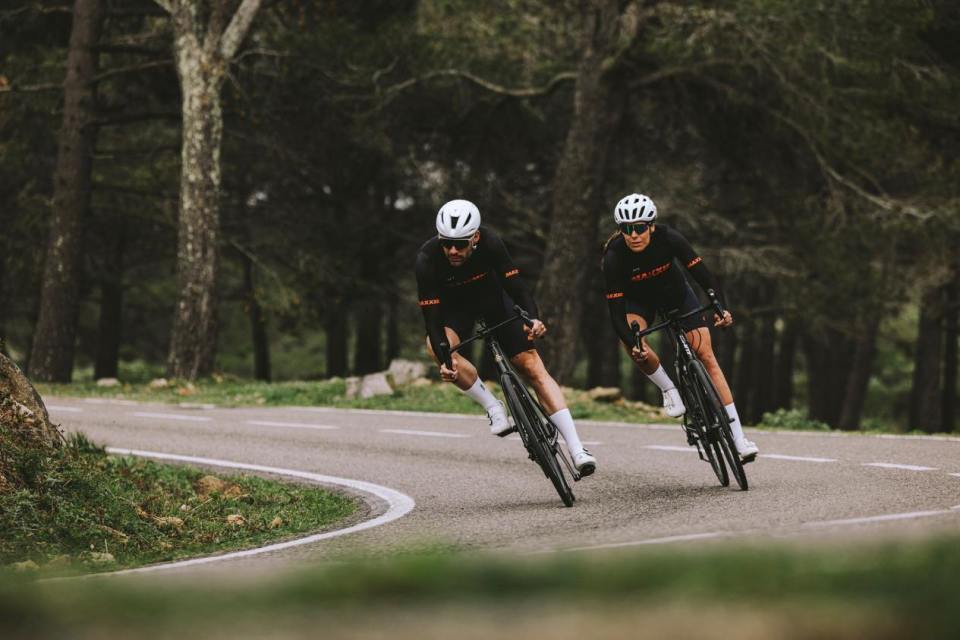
[37,376,667,424]
[0,431,356,575]
[1,536,958,638]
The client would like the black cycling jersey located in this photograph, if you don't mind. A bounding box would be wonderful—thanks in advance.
[602,223,723,347]
[416,226,539,360]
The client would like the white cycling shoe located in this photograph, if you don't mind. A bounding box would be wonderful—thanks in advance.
[662,387,686,418]
[487,403,513,437]
[572,449,597,477]
[736,438,759,463]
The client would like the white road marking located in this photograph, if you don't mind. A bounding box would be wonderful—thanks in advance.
[950,473,960,478]
[862,462,937,472]
[645,444,695,452]
[761,454,837,463]
[294,406,481,420]
[552,531,730,553]
[83,398,139,405]
[46,405,83,413]
[247,420,338,431]
[84,448,416,577]
[804,509,953,528]
[131,412,212,422]
[507,436,603,446]
[380,428,470,439]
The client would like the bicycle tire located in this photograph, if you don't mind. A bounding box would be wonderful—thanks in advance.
[501,373,575,507]
[691,360,748,491]
[681,369,728,486]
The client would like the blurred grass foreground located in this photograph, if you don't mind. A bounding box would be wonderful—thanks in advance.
[3,536,959,639]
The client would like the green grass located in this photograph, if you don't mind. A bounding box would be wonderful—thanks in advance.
[1,536,958,638]
[0,432,356,575]
[37,376,667,424]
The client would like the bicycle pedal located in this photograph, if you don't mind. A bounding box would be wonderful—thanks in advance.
[496,425,518,438]
[740,452,757,464]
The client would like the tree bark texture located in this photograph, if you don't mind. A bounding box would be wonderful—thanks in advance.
[752,314,777,421]
[773,318,798,411]
[583,266,621,389]
[803,328,856,427]
[94,221,125,379]
[29,0,103,382]
[943,265,959,433]
[353,299,382,375]
[163,0,263,379]
[733,317,756,422]
[536,0,632,383]
[909,286,943,433]
[325,308,348,378]
[837,314,881,431]
[242,252,271,382]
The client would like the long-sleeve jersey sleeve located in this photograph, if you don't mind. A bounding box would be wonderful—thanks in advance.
[485,231,540,318]
[601,250,636,348]
[665,227,725,306]
[415,251,449,364]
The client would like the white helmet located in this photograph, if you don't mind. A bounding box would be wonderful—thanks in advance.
[436,199,481,238]
[614,193,657,224]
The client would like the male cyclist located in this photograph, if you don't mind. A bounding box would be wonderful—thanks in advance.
[601,193,758,461]
[415,199,597,475]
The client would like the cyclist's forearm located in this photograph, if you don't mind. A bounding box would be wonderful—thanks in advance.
[686,262,725,307]
[605,297,634,347]
[420,306,450,364]
[503,277,540,318]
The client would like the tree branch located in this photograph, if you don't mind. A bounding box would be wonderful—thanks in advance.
[381,68,577,103]
[91,60,173,85]
[220,0,263,61]
[0,81,61,94]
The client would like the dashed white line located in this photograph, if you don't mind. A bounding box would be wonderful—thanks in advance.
[950,473,960,479]
[46,405,83,413]
[89,448,416,576]
[83,398,139,405]
[863,462,937,472]
[645,444,695,453]
[131,412,212,422]
[761,454,837,463]
[247,420,339,431]
[804,509,954,528]
[380,428,471,439]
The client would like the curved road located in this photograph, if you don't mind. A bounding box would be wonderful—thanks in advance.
[47,397,960,572]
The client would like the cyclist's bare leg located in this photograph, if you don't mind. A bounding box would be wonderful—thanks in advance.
[622,313,660,374]
[685,327,733,405]
[510,349,564,414]
[424,327,476,391]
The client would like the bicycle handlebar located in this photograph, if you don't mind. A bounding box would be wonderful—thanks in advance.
[632,291,728,342]
[449,305,533,356]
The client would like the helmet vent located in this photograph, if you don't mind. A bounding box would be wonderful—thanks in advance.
[463,212,472,226]
[450,215,460,227]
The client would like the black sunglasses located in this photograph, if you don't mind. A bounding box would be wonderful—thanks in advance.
[619,222,651,236]
[440,238,471,250]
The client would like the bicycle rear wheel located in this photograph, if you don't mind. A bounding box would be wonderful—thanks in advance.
[681,375,728,486]
[501,374,574,507]
[691,361,748,491]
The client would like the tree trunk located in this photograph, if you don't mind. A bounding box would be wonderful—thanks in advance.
[94,220,125,380]
[909,287,943,432]
[386,294,400,363]
[803,328,855,427]
[733,317,756,422]
[583,271,621,389]
[0,256,7,356]
[162,0,263,380]
[242,252,270,382]
[752,313,777,421]
[325,307,348,378]
[536,1,632,383]
[353,299,382,375]
[837,314,881,431]
[773,318,798,411]
[30,0,103,382]
[943,265,959,433]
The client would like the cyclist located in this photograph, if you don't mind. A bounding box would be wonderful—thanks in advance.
[601,193,758,461]
[415,199,597,475]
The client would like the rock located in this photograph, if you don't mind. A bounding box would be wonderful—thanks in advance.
[359,373,393,399]
[269,516,283,529]
[83,552,116,566]
[96,377,120,387]
[196,475,229,498]
[179,504,191,512]
[221,484,245,499]
[45,554,72,569]
[226,514,246,527]
[155,516,184,530]
[587,386,622,403]
[12,560,39,572]
[344,376,362,399]
[148,378,170,389]
[387,359,428,386]
[0,352,63,448]
[410,377,433,388]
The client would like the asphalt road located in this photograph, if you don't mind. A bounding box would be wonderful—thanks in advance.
[46,396,960,573]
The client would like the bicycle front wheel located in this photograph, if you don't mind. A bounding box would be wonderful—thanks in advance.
[501,373,574,507]
[682,375,728,486]
[691,360,748,491]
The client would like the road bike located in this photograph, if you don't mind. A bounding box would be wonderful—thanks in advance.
[445,306,580,507]
[632,290,748,490]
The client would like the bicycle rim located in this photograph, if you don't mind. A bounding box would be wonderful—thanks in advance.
[691,361,748,491]
[502,375,574,507]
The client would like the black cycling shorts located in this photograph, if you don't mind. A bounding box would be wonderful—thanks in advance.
[440,292,536,359]
[625,283,709,334]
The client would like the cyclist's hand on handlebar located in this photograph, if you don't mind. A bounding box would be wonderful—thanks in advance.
[439,361,459,382]
[714,309,733,328]
[524,318,547,339]
[630,344,649,363]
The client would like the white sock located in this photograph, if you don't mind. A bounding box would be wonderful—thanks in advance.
[725,402,747,442]
[646,365,676,392]
[462,379,501,412]
[550,408,584,455]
